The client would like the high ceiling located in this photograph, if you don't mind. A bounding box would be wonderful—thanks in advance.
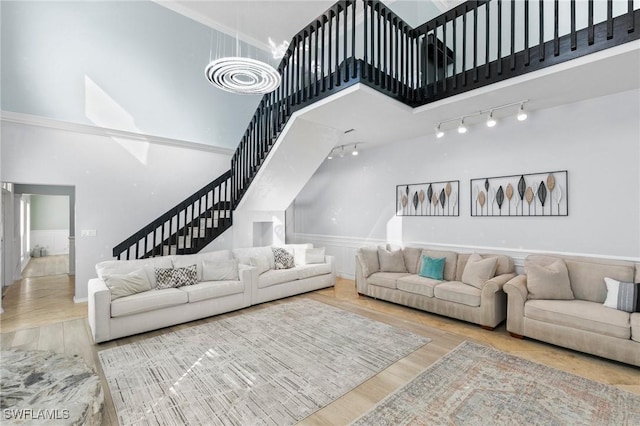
[155,1,462,52]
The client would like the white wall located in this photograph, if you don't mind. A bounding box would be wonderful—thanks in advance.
[292,89,640,277]
[1,120,232,300]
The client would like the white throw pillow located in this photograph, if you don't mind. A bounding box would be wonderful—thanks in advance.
[250,256,271,275]
[202,259,239,281]
[103,269,151,301]
[603,277,639,313]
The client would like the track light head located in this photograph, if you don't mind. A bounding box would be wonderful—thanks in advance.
[486,111,497,128]
[352,144,358,156]
[457,118,467,134]
[435,124,444,138]
[517,104,528,121]
[339,146,345,158]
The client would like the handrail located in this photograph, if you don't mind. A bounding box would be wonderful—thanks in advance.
[116,0,638,260]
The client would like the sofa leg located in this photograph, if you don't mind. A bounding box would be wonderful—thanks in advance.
[509,332,524,339]
[481,325,494,331]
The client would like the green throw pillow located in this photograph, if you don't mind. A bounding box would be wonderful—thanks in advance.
[419,256,446,280]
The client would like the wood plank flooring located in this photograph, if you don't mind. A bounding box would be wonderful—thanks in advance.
[1,274,639,426]
[22,254,69,278]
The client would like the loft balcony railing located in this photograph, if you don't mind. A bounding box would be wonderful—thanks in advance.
[116,0,639,260]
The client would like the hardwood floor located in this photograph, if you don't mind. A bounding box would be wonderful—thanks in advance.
[22,254,69,278]
[1,275,639,426]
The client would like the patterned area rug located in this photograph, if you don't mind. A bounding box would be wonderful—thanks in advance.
[353,341,640,426]
[99,299,430,425]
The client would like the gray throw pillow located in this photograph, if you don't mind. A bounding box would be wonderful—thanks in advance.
[378,248,407,273]
[603,277,639,313]
[357,247,380,277]
[461,253,498,289]
[104,269,151,301]
[272,247,295,269]
[525,260,574,300]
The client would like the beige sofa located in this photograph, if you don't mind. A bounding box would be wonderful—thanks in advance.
[232,244,336,305]
[88,250,254,343]
[504,254,640,367]
[356,247,515,329]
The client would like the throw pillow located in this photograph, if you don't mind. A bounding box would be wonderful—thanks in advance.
[418,256,446,280]
[104,269,151,301]
[603,277,639,313]
[202,259,239,281]
[172,265,198,287]
[357,247,380,277]
[525,260,575,300]
[378,248,407,273]
[298,247,326,265]
[250,256,271,275]
[461,253,498,289]
[155,267,177,289]
[272,247,295,269]
[402,247,423,275]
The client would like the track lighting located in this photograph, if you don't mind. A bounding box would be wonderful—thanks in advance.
[326,143,362,160]
[433,99,529,138]
[517,104,528,121]
[457,118,467,134]
[486,111,497,127]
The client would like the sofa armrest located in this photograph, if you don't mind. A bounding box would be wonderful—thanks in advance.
[503,275,529,336]
[355,255,368,295]
[483,273,517,294]
[325,255,336,279]
[87,278,111,344]
[238,264,257,307]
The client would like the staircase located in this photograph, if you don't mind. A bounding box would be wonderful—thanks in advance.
[113,0,640,260]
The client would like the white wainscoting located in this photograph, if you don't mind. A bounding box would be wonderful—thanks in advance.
[31,230,70,255]
[291,233,640,280]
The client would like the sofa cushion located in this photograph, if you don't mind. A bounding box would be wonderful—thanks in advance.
[631,313,640,343]
[179,280,244,303]
[525,299,630,339]
[103,269,151,301]
[378,248,407,272]
[258,268,299,289]
[527,255,635,303]
[249,256,271,275]
[368,272,411,290]
[172,250,232,281]
[525,259,574,300]
[603,278,639,313]
[111,288,188,318]
[402,247,423,275]
[461,254,498,289]
[397,275,442,297]
[272,247,295,269]
[295,247,326,265]
[96,257,173,288]
[296,263,332,280]
[357,247,380,277]
[434,281,481,307]
[233,246,275,269]
[418,256,445,280]
[457,253,514,278]
[423,250,457,281]
[202,259,239,281]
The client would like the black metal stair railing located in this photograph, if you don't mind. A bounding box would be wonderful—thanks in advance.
[112,171,232,260]
[115,0,638,260]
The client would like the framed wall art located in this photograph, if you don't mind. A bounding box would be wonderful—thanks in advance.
[396,181,459,216]
[470,170,568,217]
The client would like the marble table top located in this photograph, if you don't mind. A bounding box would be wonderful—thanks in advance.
[1,349,103,425]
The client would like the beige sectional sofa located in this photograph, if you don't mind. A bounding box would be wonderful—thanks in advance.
[88,244,335,343]
[504,254,640,367]
[356,247,516,329]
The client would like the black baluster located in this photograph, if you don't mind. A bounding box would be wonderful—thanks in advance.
[588,0,594,45]
[525,0,530,65]
[607,0,613,39]
[539,0,545,61]
[554,0,559,56]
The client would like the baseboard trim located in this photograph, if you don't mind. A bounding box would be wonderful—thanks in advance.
[73,296,88,304]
